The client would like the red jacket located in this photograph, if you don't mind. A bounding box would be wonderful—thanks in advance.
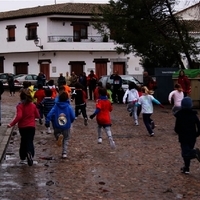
[34,89,45,104]
[9,102,40,128]
[95,96,112,125]
[178,75,191,94]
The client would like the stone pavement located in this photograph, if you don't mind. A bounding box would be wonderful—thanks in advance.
[1,91,200,199]
[0,91,15,163]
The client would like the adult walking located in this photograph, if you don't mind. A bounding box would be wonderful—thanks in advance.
[143,71,157,91]
[7,73,15,96]
[87,70,98,100]
[110,71,122,103]
[177,70,191,97]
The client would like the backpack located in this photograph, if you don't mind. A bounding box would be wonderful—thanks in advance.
[54,105,68,129]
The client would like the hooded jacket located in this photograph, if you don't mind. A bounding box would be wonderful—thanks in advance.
[174,108,200,143]
[45,101,75,129]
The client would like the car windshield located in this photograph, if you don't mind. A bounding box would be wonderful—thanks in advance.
[14,74,25,78]
[122,76,140,84]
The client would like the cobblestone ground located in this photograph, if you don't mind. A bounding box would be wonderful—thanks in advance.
[1,91,200,200]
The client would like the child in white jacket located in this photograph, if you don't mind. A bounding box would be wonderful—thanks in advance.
[123,82,139,125]
[168,83,184,115]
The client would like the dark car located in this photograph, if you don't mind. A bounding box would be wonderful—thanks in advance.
[99,75,142,91]
[0,73,15,84]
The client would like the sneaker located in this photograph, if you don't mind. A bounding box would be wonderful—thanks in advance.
[196,148,200,162]
[150,132,154,137]
[84,118,88,126]
[98,137,102,144]
[109,138,116,149]
[129,112,132,117]
[39,118,43,125]
[26,152,33,166]
[47,127,51,134]
[135,120,139,126]
[19,160,27,164]
[181,167,190,174]
[62,154,67,159]
[56,134,63,147]
[151,121,155,129]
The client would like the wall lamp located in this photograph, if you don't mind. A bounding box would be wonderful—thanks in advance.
[34,38,43,49]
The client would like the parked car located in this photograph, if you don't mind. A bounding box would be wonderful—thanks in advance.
[0,73,15,84]
[14,74,38,87]
[99,75,142,91]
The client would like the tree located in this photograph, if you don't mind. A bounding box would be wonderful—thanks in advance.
[92,0,200,69]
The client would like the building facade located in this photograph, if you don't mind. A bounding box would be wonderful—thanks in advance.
[0,3,143,81]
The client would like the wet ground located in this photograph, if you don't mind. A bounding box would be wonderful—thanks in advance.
[1,91,200,200]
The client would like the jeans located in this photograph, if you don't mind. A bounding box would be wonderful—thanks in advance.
[97,125,112,139]
[19,127,35,160]
[142,113,153,135]
[54,128,71,154]
[88,86,95,100]
[127,102,138,122]
[181,141,197,169]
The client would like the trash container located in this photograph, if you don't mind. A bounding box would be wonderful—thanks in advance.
[172,69,200,108]
[154,68,179,104]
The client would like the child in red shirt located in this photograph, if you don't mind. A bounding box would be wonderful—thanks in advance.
[34,83,45,124]
[90,88,116,148]
[7,89,40,166]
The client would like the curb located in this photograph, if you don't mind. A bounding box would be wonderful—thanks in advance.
[0,126,14,163]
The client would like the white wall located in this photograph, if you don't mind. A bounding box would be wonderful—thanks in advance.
[3,51,143,77]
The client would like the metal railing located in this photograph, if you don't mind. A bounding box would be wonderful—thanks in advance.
[48,35,113,43]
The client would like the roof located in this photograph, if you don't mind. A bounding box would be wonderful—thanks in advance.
[175,2,200,16]
[0,3,107,21]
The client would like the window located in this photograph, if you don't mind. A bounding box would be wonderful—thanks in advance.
[71,22,89,42]
[25,23,38,40]
[6,25,16,41]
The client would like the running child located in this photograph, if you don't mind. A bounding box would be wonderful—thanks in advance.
[90,88,115,148]
[137,86,164,136]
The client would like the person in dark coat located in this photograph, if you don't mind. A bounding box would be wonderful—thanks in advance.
[87,70,98,100]
[57,73,66,87]
[7,73,15,96]
[0,80,4,99]
[110,71,122,103]
[36,72,44,87]
[174,97,200,174]
[78,72,88,98]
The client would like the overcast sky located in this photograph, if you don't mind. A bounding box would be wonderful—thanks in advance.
[0,0,198,12]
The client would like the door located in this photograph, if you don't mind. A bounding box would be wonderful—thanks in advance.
[70,62,83,77]
[40,63,50,81]
[0,59,3,73]
[113,62,125,75]
[95,63,107,79]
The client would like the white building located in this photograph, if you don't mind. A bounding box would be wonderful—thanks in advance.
[0,3,143,81]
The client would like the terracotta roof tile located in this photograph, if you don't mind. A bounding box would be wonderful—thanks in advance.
[0,3,107,20]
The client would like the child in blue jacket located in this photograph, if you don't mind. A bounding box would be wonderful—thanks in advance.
[45,92,75,158]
